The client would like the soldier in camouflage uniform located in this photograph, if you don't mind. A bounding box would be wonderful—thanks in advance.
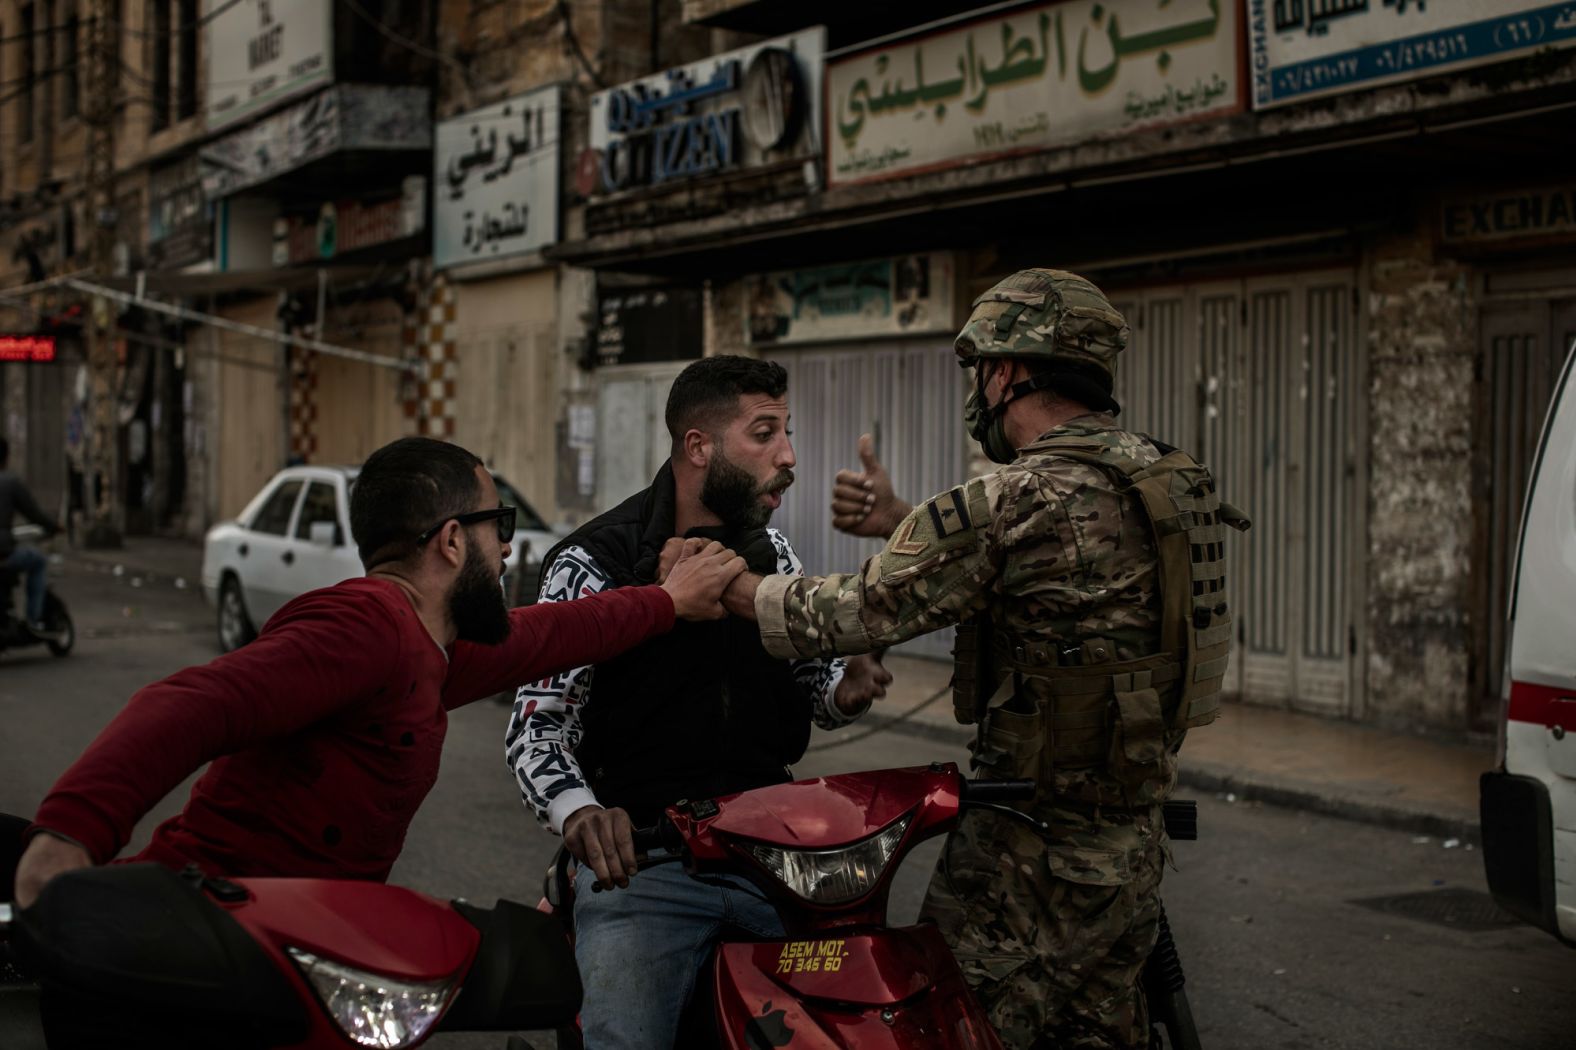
[723,269,1245,1050]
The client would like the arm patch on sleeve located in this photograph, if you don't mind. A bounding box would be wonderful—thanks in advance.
[880,484,982,578]
[928,486,973,537]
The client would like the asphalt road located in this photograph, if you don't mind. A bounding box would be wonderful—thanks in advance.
[2,558,1571,1049]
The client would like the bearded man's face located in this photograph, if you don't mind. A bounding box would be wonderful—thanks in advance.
[700,446,793,529]
[699,393,796,529]
[450,538,511,645]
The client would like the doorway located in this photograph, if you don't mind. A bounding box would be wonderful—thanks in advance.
[1111,270,1364,716]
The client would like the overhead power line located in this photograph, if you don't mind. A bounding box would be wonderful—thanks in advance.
[61,277,417,372]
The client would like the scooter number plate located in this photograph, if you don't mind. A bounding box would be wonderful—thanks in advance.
[773,937,850,976]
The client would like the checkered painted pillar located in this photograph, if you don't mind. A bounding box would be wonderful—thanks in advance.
[289,347,319,461]
[406,274,459,439]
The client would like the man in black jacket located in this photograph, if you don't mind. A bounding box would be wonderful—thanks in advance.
[0,436,64,633]
[504,356,890,1049]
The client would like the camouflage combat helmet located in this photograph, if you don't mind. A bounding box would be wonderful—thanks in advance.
[954,268,1130,413]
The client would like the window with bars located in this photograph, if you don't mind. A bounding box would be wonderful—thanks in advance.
[150,0,172,130]
[41,2,53,140]
[176,0,196,120]
[61,3,80,120]
[20,3,36,143]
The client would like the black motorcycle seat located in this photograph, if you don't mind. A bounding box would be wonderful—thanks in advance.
[11,864,309,1049]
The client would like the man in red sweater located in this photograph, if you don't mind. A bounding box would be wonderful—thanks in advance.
[11,436,744,906]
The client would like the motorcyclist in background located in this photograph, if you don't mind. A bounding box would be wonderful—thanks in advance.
[0,436,64,636]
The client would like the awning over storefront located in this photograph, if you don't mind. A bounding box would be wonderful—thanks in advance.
[552,68,1576,276]
[200,84,432,201]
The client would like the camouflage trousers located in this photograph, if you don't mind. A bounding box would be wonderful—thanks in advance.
[919,808,1165,1050]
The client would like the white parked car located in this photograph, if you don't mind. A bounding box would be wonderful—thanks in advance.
[201,465,567,652]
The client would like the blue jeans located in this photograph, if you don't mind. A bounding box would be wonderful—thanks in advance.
[3,547,46,624]
[573,858,783,1049]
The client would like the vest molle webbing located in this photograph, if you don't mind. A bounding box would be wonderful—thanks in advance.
[1038,437,1246,720]
[962,436,1249,780]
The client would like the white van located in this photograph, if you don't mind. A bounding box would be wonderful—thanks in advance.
[1482,338,1576,946]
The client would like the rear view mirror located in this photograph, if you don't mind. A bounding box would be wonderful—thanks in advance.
[308,521,338,548]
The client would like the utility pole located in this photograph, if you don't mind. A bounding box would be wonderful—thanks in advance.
[81,0,121,547]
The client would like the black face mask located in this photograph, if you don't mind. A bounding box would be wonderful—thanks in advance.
[964,360,1122,464]
[700,446,793,530]
[964,363,1019,465]
[450,540,511,645]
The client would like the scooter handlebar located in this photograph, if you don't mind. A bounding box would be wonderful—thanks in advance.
[588,821,684,893]
[630,820,682,854]
[959,778,1037,803]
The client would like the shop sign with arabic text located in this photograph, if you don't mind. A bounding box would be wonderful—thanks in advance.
[148,155,213,270]
[1249,0,1576,109]
[434,86,561,268]
[827,0,1239,187]
[279,177,426,265]
[595,287,704,366]
[745,254,955,346]
[589,28,824,196]
[0,336,56,363]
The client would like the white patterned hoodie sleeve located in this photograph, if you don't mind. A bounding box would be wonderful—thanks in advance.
[504,545,608,834]
[765,529,858,729]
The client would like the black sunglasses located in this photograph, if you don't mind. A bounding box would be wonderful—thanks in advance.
[415,506,516,547]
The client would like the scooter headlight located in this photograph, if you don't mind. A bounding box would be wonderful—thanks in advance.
[287,947,459,1049]
[747,815,911,904]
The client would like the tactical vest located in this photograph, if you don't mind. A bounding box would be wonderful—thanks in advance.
[951,436,1249,793]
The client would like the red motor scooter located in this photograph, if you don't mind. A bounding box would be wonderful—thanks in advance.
[545,761,1043,1050]
[547,763,1203,1050]
[0,858,581,1049]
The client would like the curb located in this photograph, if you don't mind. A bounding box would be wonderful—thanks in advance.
[859,707,1484,846]
[1176,764,1482,847]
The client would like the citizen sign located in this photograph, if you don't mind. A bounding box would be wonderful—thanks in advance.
[600,62,766,191]
[590,31,818,196]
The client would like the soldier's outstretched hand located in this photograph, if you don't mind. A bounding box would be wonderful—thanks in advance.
[831,434,911,539]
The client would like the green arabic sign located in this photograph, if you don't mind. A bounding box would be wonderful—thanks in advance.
[746,254,955,345]
[827,0,1240,186]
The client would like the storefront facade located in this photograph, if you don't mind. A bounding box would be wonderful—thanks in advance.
[551,0,1576,733]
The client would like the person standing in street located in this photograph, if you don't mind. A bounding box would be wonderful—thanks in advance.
[505,355,891,1049]
[723,270,1247,1049]
[11,436,745,907]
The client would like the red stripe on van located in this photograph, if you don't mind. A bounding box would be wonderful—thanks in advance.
[1508,680,1576,729]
